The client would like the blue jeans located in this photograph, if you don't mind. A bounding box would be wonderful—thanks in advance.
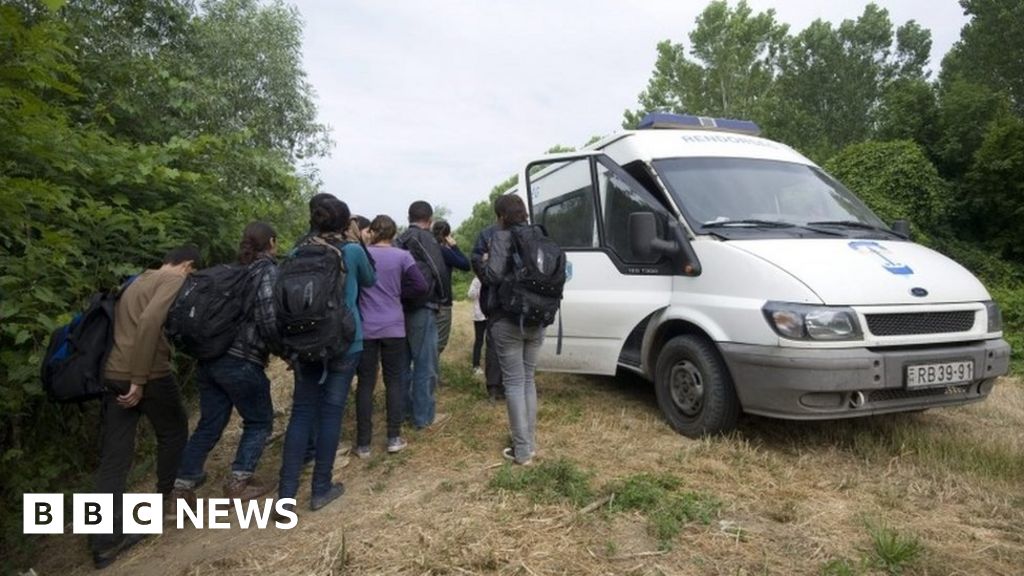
[491,318,544,463]
[176,355,273,483]
[403,307,438,428]
[278,351,360,500]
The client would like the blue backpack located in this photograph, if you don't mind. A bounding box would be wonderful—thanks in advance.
[40,278,134,403]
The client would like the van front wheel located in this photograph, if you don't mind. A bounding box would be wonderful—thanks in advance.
[654,335,739,437]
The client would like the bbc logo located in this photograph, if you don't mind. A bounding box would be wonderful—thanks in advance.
[24,494,163,535]
[24,494,298,534]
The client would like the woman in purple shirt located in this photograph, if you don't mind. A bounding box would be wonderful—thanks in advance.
[354,215,428,457]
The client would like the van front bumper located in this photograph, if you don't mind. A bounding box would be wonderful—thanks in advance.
[719,338,1011,420]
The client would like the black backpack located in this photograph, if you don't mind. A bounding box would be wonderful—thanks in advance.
[41,285,127,403]
[164,264,252,360]
[273,237,355,364]
[498,225,566,327]
[394,228,441,311]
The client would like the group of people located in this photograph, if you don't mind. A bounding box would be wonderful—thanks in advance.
[88,193,544,568]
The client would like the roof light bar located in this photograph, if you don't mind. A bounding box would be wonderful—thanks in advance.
[637,112,761,136]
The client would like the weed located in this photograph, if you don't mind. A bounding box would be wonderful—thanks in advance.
[489,458,593,506]
[607,473,681,513]
[605,473,720,548]
[865,520,923,575]
[820,557,861,576]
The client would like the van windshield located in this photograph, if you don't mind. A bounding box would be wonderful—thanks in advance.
[653,157,894,239]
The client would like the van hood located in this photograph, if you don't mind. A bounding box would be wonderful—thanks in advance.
[729,239,991,305]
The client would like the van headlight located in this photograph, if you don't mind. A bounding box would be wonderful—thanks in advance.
[762,302,863,341]
[984,300,1003,332]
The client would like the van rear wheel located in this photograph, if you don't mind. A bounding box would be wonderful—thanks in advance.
[654,335,739,437]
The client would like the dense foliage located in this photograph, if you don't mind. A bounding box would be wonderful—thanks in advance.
[0,0,328,559]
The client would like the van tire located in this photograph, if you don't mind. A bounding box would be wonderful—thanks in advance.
[654,335,739,437]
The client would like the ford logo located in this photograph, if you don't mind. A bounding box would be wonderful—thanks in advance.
[910,287,928,297]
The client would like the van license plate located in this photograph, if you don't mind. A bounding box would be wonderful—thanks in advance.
[905,361,974,388]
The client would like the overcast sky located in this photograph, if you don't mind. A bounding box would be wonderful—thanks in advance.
[288,0,968,229]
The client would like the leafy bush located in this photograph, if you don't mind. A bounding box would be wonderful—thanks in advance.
[0,1,325,561]
[824,140,951,237]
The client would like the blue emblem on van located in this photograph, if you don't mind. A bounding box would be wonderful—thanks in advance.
[848,241,914,275]
[911,287,928,297]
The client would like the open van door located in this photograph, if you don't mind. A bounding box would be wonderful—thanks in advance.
[522,153,696,375]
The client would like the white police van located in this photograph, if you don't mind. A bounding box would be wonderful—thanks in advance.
[516,113,1011,437]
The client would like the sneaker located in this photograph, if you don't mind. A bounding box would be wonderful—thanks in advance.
[224,476,275,500]
[164,487,197,520]
[386,436,408,454]
[473,367,484,377]
[93,533,147,569]
[310,482,345,511]
[502,447,534,466]
[354,445,372,459]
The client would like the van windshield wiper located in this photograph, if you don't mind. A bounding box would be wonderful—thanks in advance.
[702,219,794,228]
[807,220,907,238]
[702,219,845,237]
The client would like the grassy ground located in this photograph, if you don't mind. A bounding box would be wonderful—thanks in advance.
[23,302,1024,575]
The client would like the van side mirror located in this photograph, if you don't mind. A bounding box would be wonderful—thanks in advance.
[629,212,702,276]
[629,212,660,260]
[891,219,911,239]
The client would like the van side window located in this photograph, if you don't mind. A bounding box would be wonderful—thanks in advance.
[598,160,664,264]
[530,158,599,249]
[622,160,674,213]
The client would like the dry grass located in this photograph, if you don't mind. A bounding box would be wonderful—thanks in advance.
[26,303,1024,575]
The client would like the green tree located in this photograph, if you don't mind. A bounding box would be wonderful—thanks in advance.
[623,0,788,127]
[942,0,1024,114]
[875,78,939,148]
[931,78,1008,179]
[769,5,932,161]
[963,113,1024,260]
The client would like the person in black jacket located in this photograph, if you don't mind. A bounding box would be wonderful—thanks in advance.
[432,219,470,355]
[395,201,450,429]
[471,224,505,400]
[173,222,280,502]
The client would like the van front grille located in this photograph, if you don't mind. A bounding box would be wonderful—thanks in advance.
[865,311,975,336]
[868,384,972,402]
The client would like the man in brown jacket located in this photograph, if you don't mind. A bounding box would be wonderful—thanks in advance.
[90,245,199,569]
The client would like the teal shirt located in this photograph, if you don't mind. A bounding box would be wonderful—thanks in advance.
[342,243,376,354]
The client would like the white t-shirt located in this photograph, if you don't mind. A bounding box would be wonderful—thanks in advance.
[467,276,486,321]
